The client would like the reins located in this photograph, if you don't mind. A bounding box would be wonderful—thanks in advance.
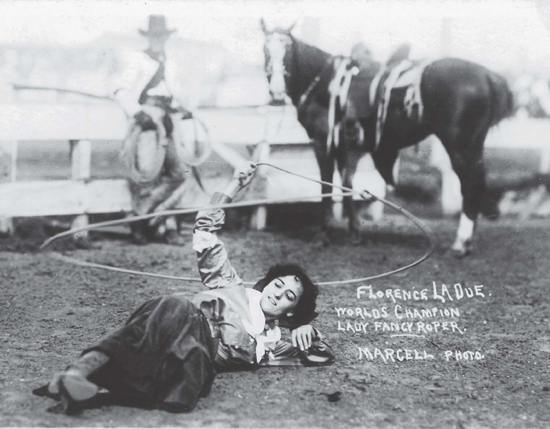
[296,57,336,114]
[39,162,437,287]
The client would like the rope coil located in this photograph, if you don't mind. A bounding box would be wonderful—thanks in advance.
[123,120,166,185]
[124,113,212,185]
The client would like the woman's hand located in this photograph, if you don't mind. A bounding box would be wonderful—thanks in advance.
[222,162,257,199]
[291,325,315,351]
[233,162,257,189]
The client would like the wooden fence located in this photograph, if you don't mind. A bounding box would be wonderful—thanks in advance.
[0,102,386,236]
[1,100,548,238]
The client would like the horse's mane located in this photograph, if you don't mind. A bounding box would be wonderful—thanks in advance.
[289,34,332,65]
[286,34,333,106]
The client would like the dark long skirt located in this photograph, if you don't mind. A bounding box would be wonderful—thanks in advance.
[84,294,216,413]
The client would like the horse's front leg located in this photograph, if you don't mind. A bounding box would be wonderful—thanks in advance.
[342,162,362,244]
[337,136,363,243]
[312,135,336,233]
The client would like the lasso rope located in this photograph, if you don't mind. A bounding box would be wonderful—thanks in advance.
[173,116,213,167]
[256,163,437,285]
[39,190,355,252]
[39,163,437,286]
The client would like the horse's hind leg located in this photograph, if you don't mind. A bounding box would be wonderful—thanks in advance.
[441,126,489,258]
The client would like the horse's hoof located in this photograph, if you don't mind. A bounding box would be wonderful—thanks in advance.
[349,231,363,246]
[451,248,470,259]
[313,231,331,247]
[450,241,473,258]
[74,237,92,249]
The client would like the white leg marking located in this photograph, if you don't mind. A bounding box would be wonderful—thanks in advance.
[452,212,475,256]
[457,213,475,241]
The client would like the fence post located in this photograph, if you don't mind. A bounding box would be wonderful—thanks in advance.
[249,142,270,230]
[70,139,92,242]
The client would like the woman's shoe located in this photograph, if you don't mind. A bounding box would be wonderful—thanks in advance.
[32,383,60,401]
[57,371,99,415]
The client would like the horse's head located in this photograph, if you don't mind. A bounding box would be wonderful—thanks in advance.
[261,18,296,106]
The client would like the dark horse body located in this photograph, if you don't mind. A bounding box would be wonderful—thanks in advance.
[262,22,514,256]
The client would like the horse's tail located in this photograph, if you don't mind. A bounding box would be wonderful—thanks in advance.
[486,71,515,127]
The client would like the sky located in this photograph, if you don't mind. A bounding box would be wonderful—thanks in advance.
[1,0,550,73]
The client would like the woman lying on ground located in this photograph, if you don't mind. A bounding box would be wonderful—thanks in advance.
[34,163,335,414]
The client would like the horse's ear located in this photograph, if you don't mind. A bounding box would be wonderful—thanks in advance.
[287,20,297,34]
[260,18,269,34]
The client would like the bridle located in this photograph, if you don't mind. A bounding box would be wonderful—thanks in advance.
[264,31,336,114]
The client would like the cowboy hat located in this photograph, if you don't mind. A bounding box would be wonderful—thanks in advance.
[139,15,176,37]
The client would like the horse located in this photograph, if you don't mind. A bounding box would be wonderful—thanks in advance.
[261,20,514,257]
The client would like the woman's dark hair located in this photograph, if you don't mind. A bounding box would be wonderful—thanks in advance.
[253,263,319,329]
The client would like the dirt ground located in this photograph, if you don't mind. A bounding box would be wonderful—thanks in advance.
[0,209,549,429]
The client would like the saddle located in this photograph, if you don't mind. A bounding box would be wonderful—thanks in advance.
[326,56,431,154]
[370,59,433,149]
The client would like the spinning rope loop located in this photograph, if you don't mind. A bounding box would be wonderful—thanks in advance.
[39,162,437,287]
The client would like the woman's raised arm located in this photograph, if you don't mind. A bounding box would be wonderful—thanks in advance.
[193,163,257,289]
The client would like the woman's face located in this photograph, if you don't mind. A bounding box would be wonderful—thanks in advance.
[260,275,303,319]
